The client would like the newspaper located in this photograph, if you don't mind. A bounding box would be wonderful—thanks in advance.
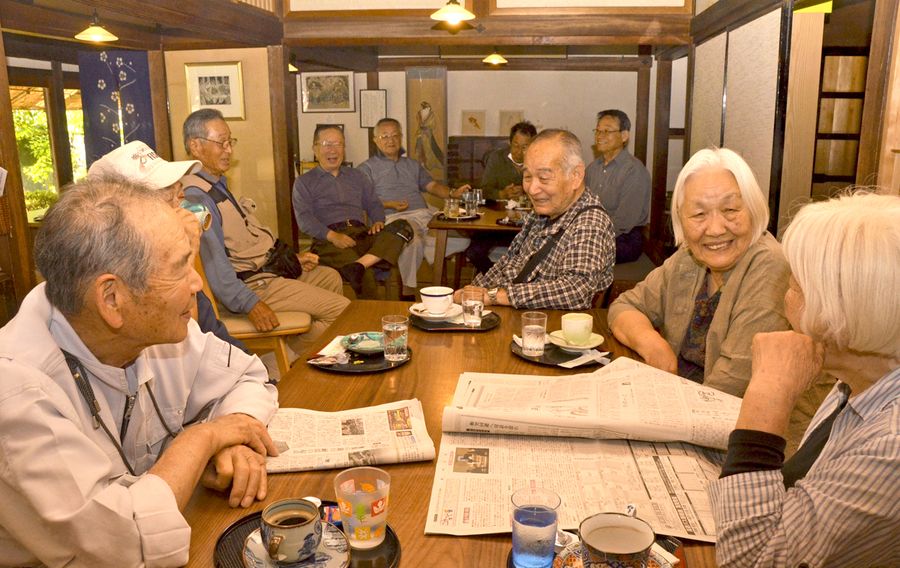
[425,433,724,542]
[265,399,435,473]
[442,357,741,450]
[427,358,740,542]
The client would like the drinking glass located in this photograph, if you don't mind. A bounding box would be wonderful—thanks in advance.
[381,315,408,362]
[334,467,391,549]
[473,187,484,205]
[445,198,461,218]
[462,289,484,328]
[511,487,561,568]
[463,192,478,215]
[521,312,547,357]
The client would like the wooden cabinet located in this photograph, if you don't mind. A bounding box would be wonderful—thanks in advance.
[446,136,508,187]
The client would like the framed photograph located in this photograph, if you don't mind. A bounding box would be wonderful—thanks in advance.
[185,62,245,120]
[300,71,355,113]
[359,89,387,128]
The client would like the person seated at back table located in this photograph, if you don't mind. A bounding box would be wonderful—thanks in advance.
[293,125,413,298]
[710,192,900,567]
[358,117,471,298]
[453,129,615,310]
[608,147,833,451]
[87,140,247,353]
[0,176,278,566]
[584,109,651,263]
[466,121,538,276]
[181,109,349,358]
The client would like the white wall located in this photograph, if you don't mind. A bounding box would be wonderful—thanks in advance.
[296,72,372,167]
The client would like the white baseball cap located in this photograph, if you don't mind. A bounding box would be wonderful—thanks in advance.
[88,140,201,189]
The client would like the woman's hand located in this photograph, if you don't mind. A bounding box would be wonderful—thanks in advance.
[636,335,678,375]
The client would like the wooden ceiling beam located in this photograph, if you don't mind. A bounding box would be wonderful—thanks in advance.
[292,46,380,72]
[376,56,651,72]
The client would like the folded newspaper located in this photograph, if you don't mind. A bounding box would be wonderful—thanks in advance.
[265,399,435,473]
[426,358,741,542]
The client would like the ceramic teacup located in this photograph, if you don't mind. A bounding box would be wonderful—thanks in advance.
[420,286,454,315]
[261,498,323,564]
[561,313,593,346]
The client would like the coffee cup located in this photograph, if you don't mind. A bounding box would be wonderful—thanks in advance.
[420,286,454,315]
[579,511,655,568]
[261,498,323,564]
[561,313,593,346]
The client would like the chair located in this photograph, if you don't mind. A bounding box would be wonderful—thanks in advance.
[194,257,311,376]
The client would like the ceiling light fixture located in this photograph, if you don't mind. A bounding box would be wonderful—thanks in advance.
[430,0,476,25]
[482,50,508,66]
[74,9,118,43]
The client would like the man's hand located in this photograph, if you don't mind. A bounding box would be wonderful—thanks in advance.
[201,445,270,508]
[297,251,319,272]
[369,222,384,235]
[500,184,525,199]
[383,200,409,212]
[327,230,356,249]
[636,335,678,375]
[201,413,279,459]
[248,301,280,331]
[174,207,202,255]
[451,184,471,198]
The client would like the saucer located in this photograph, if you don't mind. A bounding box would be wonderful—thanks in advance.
[340,332,384,354]
[409,302,464,322]
[548,330,605,352]
[242,522,350,568]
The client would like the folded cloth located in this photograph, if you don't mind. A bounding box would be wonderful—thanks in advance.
[558,350,610,369]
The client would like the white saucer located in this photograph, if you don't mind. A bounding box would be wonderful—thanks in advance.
[409,302,464,322]
[242,522,350,568]
[548,330,605,352]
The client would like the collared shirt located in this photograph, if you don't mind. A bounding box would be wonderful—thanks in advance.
[480,146,523,199]
[358,154,432,215]
[584,149,651,234]
[472,190,615,309]
[0,284,278,567]
[709,369,900,567]
[292,166,385,240]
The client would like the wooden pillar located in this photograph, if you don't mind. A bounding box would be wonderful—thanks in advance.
[634,45,652,164]
[148,50,173,160]
[268,45,298,245]
[366,71,379,157]
[649,58,673,265]
[0,21,37,302]
[48,61,73,188]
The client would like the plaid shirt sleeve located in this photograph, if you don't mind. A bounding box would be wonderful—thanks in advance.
[474,192,615,309]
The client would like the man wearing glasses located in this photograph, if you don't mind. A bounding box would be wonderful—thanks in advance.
[182,109,349,359]
[358,118,470,298]
[293,125,413,298]
[584,109,651,263]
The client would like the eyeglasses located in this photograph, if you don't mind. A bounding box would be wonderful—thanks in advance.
[199,137,237,149]
[593,129,621,136]
[315,141,345,148]
[375,133,402,141]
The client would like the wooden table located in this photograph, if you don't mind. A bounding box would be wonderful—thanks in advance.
[428,206,521,286]
[183,301,717,567]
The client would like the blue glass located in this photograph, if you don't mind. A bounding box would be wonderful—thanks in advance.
[512,505,557,568]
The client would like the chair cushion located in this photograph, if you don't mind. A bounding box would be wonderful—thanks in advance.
[220,311,311,335]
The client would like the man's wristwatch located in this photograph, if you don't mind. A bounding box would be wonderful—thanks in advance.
[487,287,499,305]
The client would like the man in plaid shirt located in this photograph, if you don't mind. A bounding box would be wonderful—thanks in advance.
[455,129,615,310]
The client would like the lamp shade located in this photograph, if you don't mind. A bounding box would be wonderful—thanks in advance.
[430,0,476,25]
[483,52,508,65]
[74,11,118,43]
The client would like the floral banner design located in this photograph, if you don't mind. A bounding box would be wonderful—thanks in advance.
[78,50,155,168]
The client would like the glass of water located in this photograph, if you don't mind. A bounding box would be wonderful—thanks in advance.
[462,289,484,328]
[511,487,561,568]
[521,311,547,357]
[381,315,409,362]
[473,187,484,205]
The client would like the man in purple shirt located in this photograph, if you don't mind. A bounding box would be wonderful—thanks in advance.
[292,125,412,297]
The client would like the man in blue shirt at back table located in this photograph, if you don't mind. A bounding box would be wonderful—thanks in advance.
[292,125,413,298]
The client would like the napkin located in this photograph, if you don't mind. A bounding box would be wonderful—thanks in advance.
[448,309,492,325]
[318,335,346,356]
[559,350,610,369]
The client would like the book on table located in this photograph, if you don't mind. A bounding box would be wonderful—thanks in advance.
[427,357,741,543]
[264,398,435,473]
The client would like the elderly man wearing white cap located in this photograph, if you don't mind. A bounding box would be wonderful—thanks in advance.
[88,140,247,352]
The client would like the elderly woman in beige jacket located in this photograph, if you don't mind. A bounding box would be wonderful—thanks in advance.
[609,148,832,452]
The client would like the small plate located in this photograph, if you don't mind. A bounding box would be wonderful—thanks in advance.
[242,523,349,568]
[340,332,384,354]
[548,330,605,353]
[510,341,604,368]
[307,349,412,374]
[435,212,481,221]
[409,303,464,322]
[410,311,502,332]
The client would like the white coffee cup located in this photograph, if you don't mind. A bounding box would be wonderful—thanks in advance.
[561,313,593,346]
[420,286,454,315]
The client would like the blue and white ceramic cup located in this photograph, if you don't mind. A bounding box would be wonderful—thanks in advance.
[261,498,323,564]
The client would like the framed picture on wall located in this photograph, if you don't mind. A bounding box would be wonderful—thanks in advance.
[461,110,486,135]
[300,71,355,113]
[185,62,245,119]
[359,89,387,128]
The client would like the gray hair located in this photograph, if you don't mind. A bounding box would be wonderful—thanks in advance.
[670,147,769,246]
[530,128,584,175]
[34,175,166,316]
[183,108,224,154]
